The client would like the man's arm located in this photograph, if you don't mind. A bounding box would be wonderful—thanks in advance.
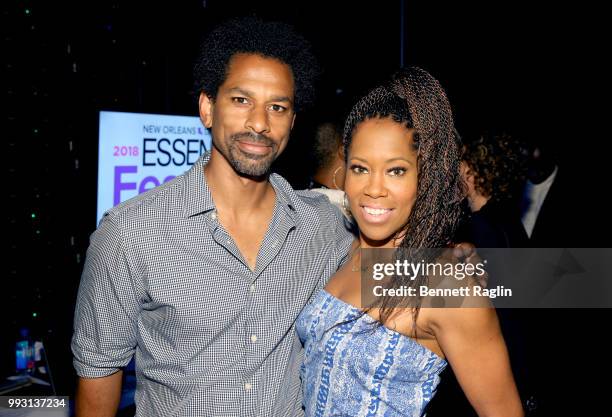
[76,371,123,417]
[72,215,141,414]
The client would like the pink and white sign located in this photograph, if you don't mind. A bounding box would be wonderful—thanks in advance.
[97,111,212,224]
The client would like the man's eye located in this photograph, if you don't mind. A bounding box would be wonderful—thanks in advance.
[388,167,407,176]
[350,164,368,174]
[232,97,249,104]
[269,104,287,112]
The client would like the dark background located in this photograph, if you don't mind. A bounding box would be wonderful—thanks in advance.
[3,0,609,415]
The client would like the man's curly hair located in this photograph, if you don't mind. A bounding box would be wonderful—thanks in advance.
[463,132,528,204]
[193,17,320,112]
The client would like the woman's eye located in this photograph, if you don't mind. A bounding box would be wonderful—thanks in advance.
[388,167,407,176]
[350,164,368,174]
[232,97,249,104]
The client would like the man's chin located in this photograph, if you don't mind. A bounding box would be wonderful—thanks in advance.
[231,159,273,178]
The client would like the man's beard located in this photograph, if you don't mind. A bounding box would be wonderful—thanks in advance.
[225,132,277,177]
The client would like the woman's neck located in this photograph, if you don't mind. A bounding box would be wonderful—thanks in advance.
[358,233,399,249]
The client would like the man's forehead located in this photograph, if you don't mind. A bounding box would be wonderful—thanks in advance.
[226,86,293,103]
[227,52,288,68]
[224,53,294,88]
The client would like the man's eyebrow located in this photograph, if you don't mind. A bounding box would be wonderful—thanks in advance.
[227,87,254,97]
[269,95,293,104]
[226,87,293,104]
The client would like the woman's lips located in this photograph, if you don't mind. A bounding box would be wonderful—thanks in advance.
[359,205,394,224]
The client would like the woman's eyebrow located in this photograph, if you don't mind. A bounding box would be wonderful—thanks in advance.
[350,156,413,164]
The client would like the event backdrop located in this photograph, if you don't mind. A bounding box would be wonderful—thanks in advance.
[97,111,212,223]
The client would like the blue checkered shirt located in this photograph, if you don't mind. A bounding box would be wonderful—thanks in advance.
[71,153,354,416]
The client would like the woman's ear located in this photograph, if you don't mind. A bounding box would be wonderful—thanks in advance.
[198,92,214,128]
[460,161,477,192]
[459,161,471,181]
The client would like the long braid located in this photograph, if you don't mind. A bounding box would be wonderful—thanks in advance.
[389,67,464,249]
[343,67,465,334]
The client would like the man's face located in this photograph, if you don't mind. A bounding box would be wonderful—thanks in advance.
[199,53,296,177]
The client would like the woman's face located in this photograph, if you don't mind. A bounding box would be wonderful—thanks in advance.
[345,117,418,248]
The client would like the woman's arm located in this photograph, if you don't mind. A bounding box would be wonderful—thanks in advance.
[430,306,524,417]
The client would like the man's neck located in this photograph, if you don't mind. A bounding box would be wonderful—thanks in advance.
[313,160,344,190]
[312,167,335,189]
[204,148,275,217]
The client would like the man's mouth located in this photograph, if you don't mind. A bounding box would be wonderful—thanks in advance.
[236,140,272,155]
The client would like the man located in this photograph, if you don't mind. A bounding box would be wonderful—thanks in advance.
[306,120,356,222]
[72,17,353,416]
[520,140,560,246]
[308,121,345,190]
[459,131,529,248]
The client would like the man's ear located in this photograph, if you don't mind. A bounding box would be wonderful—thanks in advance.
[199,92,214,128]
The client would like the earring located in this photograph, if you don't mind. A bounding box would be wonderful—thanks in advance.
[342,193,352,218]
[332,166,343,190]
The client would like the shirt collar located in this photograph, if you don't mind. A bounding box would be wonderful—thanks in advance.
[182,152,215,218]
[182,152,298,220]
[269,173,298,219]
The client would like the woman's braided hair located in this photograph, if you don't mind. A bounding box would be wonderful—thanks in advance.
[343,67,464,249]
[342,67,465,333]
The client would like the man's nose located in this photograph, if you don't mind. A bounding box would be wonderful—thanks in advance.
[245,105,270,135]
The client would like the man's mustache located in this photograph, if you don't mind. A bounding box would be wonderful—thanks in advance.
[230,132,275,147]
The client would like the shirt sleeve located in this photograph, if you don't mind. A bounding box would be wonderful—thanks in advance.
[71,215,141,378]
[331,203,357,269]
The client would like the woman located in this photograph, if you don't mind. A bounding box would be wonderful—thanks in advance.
[296,67,523,417]
[457,131,530,248]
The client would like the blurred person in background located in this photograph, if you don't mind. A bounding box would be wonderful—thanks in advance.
[458,131,530,248]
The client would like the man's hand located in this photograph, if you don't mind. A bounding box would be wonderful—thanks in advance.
[75,371,123,417]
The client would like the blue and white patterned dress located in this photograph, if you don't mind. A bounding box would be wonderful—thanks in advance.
[296,289,447,417]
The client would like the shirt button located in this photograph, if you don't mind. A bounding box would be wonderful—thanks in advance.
[271,241,278,248]
[210,212,217,220]
[249,284,256,293]
[226,239,231,244]
[250,334,258,343]
[244,382,252,391]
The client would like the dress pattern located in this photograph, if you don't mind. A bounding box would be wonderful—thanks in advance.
[296,289,447,417]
